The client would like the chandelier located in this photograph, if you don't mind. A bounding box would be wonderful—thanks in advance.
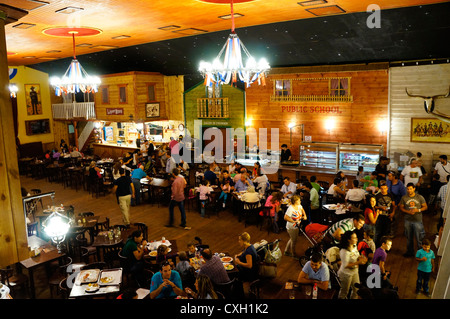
[50,32,101,96]
[198,0,270,87]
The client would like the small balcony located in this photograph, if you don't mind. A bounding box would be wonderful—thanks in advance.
[52,102,96,120]
[270,94,353,103]
[197,98,229,118]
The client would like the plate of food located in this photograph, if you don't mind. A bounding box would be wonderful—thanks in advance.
[85,283,99,293]
[223,263,234,271]
[78,269,100,284]
[221,256,233,263]
[99,276,114,284]
[149,251,158,257]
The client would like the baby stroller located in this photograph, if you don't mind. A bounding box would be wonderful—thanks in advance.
[298,223,341,290]
[254,239,282,279]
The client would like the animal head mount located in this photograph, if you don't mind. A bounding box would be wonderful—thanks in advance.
[405,87,449,113]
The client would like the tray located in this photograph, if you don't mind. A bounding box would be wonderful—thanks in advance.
[99,268,122,286]
[77,269,100,284]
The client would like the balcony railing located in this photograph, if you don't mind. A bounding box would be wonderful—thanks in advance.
[197,98,229,118]
[270,94,353,102]
[52,102,96,120]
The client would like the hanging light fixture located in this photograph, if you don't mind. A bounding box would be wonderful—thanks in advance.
[198,0,270,87]
[42,210,72,253]
[50,31,101,96]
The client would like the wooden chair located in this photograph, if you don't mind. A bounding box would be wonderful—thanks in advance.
[98,242,123,268]
[249,279,261,299]
[27,222,39,237]
[0,266,29,298]
[48,256,72,299]
[81,262,108,270]
[241,201,261,227]
[260,206,275,234]
[58,276,72,299]
[79,212,95,217]
[214,277,237,300]
[95,217,110,236]
[118,249,132,284]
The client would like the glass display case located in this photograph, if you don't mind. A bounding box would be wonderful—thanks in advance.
[299,142,339,172]
[338,143,383,173]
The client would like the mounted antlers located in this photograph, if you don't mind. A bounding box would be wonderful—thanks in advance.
[405,86,449,113]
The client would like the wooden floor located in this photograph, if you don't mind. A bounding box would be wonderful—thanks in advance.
[18,175,441,299]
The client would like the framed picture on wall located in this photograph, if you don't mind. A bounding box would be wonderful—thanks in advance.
[24,84,42,115]
[146,102,160,118]
[411,118,450,143]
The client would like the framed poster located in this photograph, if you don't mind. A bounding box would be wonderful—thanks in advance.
[25,119,50,135]
[24,84,42,115]
[146,102,160,118]
[411,118,450,143]
[104,126,114,142]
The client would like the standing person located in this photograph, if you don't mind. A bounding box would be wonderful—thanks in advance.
[399,183,427,257]
[386,171,406,236]
[363,196,378,234]
[131,165,152,206]
[375,156,389,183]
[372,236,394,289]
[284,195,307,258]
[304,182,320,223]
[198,180,212,218]
[166,168,187,229]
[415,239,435,296]
[433,155,450,187]
[401,158,423,189]
[337,231,367,299]
[280,144,292,162]
[112,167,135,227]
[374,181,396,246]
[165,150,176,178]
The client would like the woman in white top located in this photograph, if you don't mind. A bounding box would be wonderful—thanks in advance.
[337,230,367,299]
[284,195,307,258]
[241,186,261,209]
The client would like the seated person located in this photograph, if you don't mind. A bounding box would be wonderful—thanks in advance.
[70,147,83,158]
[175,251,195,289]
[345,179,366,206]
[297,252,330,290]
[121,230,148,287]
[362,171,379,194]
[203,165,218,185]
[328,177,346,202]
[198,248,230,285]
[281,177,297,198]
[150,261,184,299]
[253,171,269,195]
[241,186,261,208]
[234,173,254,192]
[324,214,365,246]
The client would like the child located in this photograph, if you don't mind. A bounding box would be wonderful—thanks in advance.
[186,242,197,260]
[176,251,196,289]
[156,244,174,268]
[218,179,231,208]
[362,229,376,256]
[415,239,435,296]
[198,181,212,218]
[372,236,394,289]
[356,166,366,187]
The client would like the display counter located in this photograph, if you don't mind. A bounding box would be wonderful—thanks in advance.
[93,143,139,160]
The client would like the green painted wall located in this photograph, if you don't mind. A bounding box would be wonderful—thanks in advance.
[184,82,245,135]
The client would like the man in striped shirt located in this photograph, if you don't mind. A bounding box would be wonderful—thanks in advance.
[324,215,365,246]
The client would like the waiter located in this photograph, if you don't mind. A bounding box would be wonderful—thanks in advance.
[281,144,292,162]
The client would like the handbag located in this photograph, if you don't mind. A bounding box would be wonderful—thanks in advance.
[258,262,277,278]
[264,242,282,264]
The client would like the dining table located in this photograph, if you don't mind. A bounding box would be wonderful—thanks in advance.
[140,177,171,204]
[275,280,336,299]
[322,203,363,222]
[69,267,122,298]
[20,235,66,299]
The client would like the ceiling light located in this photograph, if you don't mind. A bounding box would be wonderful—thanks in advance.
[199,0,270,87]
[55,7,84,14]
[12,23,36,29]
[50,33,100,96]
[219,13,244,20]
[112,35,131,40]
[158,25,181,31]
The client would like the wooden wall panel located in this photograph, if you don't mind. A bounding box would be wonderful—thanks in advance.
[245,66,389,160]
[389,64,450,180]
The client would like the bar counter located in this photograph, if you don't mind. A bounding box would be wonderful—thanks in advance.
[92,143,139,160]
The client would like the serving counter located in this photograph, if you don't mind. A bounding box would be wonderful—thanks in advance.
[92,143,139,160]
